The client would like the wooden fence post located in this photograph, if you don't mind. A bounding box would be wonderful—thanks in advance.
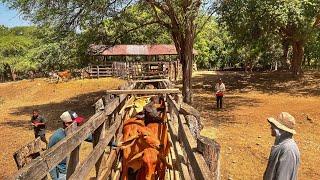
[93,118,106,177]
[197,136,221,180]
[66,123,80,179]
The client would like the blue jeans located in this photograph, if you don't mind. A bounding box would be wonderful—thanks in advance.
[50,167,66,180]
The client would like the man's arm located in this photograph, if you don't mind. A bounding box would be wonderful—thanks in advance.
[275,150,297,180]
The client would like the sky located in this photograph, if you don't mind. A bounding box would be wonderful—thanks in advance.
[0,3,32,27]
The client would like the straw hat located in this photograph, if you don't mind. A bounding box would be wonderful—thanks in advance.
[267,112,296,134]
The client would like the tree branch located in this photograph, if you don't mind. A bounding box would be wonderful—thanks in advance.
[111,20,160,46]
[195,10,215,37]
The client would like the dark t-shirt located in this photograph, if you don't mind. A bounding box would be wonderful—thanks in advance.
[31,115,47,136]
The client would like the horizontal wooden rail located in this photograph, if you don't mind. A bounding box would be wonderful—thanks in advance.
[13,111,106,180]
[166,95,212,180]
[106,89,180,95]
[13,82,136,180]
[69,114,123,179]
[133,79,170,83]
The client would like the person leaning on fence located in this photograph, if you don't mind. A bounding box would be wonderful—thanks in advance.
[30,109,48,148]
[264,112,300,180]
[215,78,225,109]
[48,111,88,180]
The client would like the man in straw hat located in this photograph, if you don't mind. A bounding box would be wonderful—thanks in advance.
[264,112,300,180]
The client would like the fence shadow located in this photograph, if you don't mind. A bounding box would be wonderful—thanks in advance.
[192,71,320,96]
[1,91,107,132]
[193,90,262,127]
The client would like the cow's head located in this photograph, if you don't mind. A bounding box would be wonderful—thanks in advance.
[118,129,161,150]
[138,128,161,150]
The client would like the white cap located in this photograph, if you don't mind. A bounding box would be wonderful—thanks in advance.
[60,111,73,123]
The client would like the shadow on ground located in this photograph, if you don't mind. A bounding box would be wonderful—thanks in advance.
[0,91,106,131]
[193,89,262,127]
[191,71,320,96]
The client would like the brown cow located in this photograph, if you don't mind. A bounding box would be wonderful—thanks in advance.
[146,102,172,179]
[120,117,161,180]
[57,70,71,81]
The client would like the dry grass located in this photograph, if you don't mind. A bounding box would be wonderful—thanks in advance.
[0,78,125,179]
[192,71,320,180]
[1,71,319,180]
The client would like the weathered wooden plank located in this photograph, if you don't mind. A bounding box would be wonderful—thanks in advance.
[66,122,80,179]
[168,131,180,180]
[177,114,212,180]
[106,89,180,95]
[180,103,200,119]
[68,114,122,180]
[93,121,106,177]
[133,79,170,83]
[13,137,45,170]
[167,95,180,118]
[94,98,105,113]
[197,136,221,180]
[97,147,119,180]
[13,111,106,180]
[167,115,190,180]
[97,118,124,179]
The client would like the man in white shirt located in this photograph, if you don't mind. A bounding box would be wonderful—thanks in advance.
[215,78,226,109]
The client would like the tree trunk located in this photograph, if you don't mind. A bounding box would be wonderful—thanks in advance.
[281,40,290,69]
[291,41,304,76]
[6,64,17,81]
[181,46,193,104]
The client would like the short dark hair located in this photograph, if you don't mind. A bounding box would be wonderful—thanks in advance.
[33,109,39,113]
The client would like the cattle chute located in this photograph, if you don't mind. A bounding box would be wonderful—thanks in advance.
[12,79,220,180]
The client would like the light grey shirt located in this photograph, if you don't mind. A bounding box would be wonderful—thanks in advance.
[264,136,300,180]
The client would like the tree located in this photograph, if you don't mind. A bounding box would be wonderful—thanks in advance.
[217,0,320,75]
[4,0,215,103]
[0,26,38,80]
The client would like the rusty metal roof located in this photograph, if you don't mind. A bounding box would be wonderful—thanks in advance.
[88,44,197,56]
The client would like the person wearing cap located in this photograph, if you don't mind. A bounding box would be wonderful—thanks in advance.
[264,112,300,180]
[48,111,88,180]
[215,78,225,109]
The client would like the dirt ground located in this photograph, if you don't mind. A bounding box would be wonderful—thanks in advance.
[192,71,320,180]
[0,78,125,179]
[1,71,319,180]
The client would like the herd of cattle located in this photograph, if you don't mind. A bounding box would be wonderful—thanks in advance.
[117,95,172,180]
[48,69,90,83]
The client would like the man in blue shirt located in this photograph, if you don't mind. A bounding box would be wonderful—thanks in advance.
[48,111,74,180]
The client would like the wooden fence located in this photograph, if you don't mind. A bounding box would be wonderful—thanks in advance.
[12,79,220,180]
[87,61,181,81]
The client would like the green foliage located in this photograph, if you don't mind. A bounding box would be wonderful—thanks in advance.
[217,0,320,71]
[0,26,38,75]
[103,4,172,44]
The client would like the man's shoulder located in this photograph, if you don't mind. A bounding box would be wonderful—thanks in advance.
[51,128,66,138]
[279,139,300,154]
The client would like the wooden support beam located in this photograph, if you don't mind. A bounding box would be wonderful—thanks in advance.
[13,137,45,170]
[133,79,170,83]
[197,136,221,180]
[177,114,212,180]
[93,121,106,177]
[106,89,180,95]
[68,114,122,180]
[13,111,106,180]
[166,95,212,180]
[66,123,80,179]
[167,113,190,180]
